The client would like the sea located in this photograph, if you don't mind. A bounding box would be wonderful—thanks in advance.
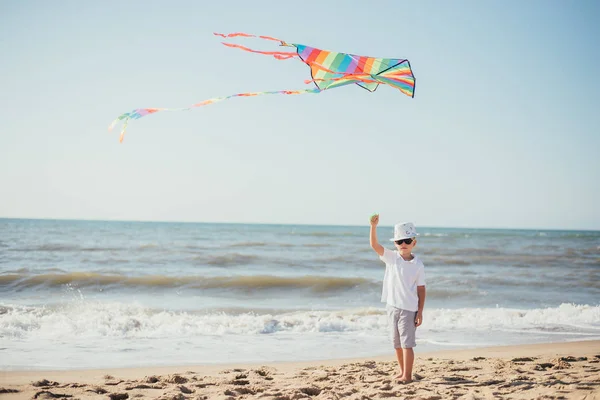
[1,218,599,370]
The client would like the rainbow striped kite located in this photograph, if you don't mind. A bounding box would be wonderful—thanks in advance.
[109,32,416,142]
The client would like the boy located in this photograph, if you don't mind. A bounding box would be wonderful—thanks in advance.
[369,214,426,383]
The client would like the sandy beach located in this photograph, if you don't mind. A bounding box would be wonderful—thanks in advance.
[1,340,599,400]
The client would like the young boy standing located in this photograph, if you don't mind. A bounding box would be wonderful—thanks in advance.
[369,214,426,383]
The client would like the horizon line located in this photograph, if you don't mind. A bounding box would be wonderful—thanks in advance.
[0,216,598,233]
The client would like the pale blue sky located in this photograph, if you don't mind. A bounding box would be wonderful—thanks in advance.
[1,0,598,230]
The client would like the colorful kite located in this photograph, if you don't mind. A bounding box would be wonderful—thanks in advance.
[109,32,416,142]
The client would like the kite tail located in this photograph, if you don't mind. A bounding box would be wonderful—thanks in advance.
[213,32,284,43]
[108,88,322,142]
[214,31,299,60]
[118,119,128,143]
[220,42,298,60]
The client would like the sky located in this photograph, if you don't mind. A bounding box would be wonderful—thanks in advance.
[1,0,599,230]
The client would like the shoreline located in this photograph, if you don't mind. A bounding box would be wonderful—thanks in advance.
[2,340,599,399]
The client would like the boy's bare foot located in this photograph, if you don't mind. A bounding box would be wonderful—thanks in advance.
[394,371,404,379]
[397,376,413,384]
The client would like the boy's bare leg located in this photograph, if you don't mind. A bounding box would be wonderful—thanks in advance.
[394,348,404,378]
[401,348,414,382]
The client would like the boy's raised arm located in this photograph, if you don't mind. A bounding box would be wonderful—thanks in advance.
[370,214,384,256]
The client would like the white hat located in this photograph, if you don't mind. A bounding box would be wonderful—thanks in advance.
[390,222,419,241]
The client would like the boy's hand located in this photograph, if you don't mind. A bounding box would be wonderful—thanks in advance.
[415,311,423,327]
[370,214,379,226]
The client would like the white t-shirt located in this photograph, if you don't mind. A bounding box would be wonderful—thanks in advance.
[379,248,426,311]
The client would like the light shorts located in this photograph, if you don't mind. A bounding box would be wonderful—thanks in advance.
[386,305,417,349]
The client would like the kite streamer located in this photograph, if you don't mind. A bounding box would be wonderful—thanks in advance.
[109,32,416,142]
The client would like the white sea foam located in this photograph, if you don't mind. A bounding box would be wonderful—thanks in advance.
[2,302,598,340]
[2,301,599,370]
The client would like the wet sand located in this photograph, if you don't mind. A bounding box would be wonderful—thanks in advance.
[1,340,599,399]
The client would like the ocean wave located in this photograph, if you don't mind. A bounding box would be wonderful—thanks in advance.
[2,267,66,274]
[425,287,487,298]
[89,258,133,265]
[231,241,268,247]
[427,303,600,332]
[426,257,472,266]
[292,231,361,238]
[427,275,600,290]
[9,244,125,252]
[0,272,374,293]
[423,253,600,267]
[1,302,598,340]
[192,253,259,267]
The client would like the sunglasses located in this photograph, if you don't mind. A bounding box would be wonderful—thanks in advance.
[395,238,414,245]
